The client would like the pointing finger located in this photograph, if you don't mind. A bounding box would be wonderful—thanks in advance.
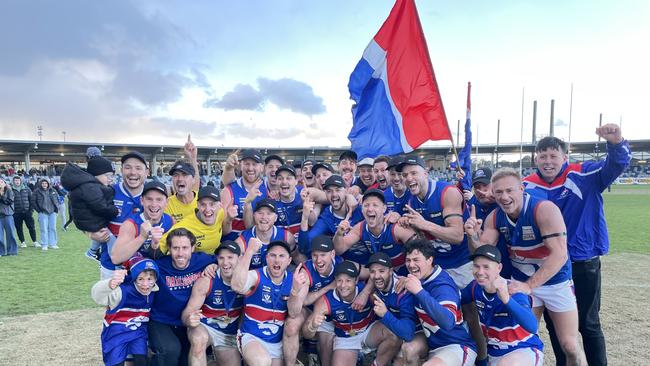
[470,205,476,219]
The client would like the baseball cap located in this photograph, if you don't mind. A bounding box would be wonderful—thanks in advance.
[334,261,359,278]
[240,149,263,163]
[169,161,195,177]
[264,154,285,165]
[339,150,358,162]
[121,151,148,167]
[322,175,345,189]
[365,252,392,268]
[362,188,385,203]
[267,240,291,255]
[311,162,334,175]
[357,157,374,167]
[142,181,168,197]
[254,198,277,213]
[275,164,296,177]
[387,155,405,170]
[311,235,334,252]
[292,160,303,169]
[198,185,220,201]
[396,155,425,172]
[472,167,492,186]
[302,159,316,169]
[470,245,502,263]
[216,240,242,256]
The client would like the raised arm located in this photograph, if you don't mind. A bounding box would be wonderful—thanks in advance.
[333,222,362,256]
[231,238,262,294]
[403,187,465,244]
[465,209,499,252]
[302,296,330,339]
[183,134,201,191]
[182,276,211,327]
[110,220,146,265]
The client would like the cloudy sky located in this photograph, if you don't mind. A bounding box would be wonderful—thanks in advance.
[1,0,648,150]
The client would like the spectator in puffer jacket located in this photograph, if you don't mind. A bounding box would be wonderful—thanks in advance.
[33,177,60,251]
[0,178,18,256]
[11,175,38,248]
[61,157,119,261]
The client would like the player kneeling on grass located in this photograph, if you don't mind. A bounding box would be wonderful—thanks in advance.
[91,257,159,366]
[461,245,544,366]
[182,241,244,366]
[303,260,401,366]
[398,239,477,366]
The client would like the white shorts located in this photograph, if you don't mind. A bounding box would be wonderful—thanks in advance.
[317,320,334,334]
[489,347,543,366]
[333,322,378,351]
[200,323,237,349]
[237,331,283,359]
[428,344,477,366]
[445,262,474,289]
[530,280,576,312]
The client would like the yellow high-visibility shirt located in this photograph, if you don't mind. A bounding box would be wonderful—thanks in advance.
[160,208,224,255]
[164,191,198,223]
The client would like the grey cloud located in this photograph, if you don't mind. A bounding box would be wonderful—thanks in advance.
[257,78,326,116]
[204,84,264,111]
[206,77,326,116]
[0,1,212,108]
[555,118,568,127]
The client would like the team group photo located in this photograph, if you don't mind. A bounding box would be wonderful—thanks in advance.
[0,1,649,366]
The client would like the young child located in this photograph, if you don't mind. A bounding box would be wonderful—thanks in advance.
[60,156,119,260]
[91,256,159,366]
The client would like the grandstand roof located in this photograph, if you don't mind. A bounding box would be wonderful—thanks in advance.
[1,139,649,163]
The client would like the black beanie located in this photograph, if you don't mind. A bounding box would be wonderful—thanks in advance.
[87,157,114,176]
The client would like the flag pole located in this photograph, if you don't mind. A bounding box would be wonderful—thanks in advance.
[412,0,460,170]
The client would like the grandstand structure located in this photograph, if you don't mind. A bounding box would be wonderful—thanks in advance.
[1,139,649,178]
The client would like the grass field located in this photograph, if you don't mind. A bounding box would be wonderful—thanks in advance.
[0,185,648,365]
[1,185,647,317]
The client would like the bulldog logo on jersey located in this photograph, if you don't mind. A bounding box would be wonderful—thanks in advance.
[125,315,148,330]
[335,310,346,321]
[278,209,287,223]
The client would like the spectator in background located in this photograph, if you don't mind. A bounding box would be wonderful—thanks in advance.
[33,177,60,251]
[53,182,68,231]
[10,175,38,248]
[0,178,18,256]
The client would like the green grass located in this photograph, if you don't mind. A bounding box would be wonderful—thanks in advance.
[0,221,99,317]
[603,185,650,254]
[0,185,648,318]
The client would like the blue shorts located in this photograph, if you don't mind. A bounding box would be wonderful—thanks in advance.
[102,337,147,366]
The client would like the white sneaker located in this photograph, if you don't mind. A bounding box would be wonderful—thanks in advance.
[20,242,27,248]
[42,246,48,251]
[50,245,60,249]
[34,242,40,248]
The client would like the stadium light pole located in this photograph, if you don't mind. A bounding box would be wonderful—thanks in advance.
[62,131,66,142]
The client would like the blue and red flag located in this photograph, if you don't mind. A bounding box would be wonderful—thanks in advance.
[450,82,473,191]
[348,0,452,159]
